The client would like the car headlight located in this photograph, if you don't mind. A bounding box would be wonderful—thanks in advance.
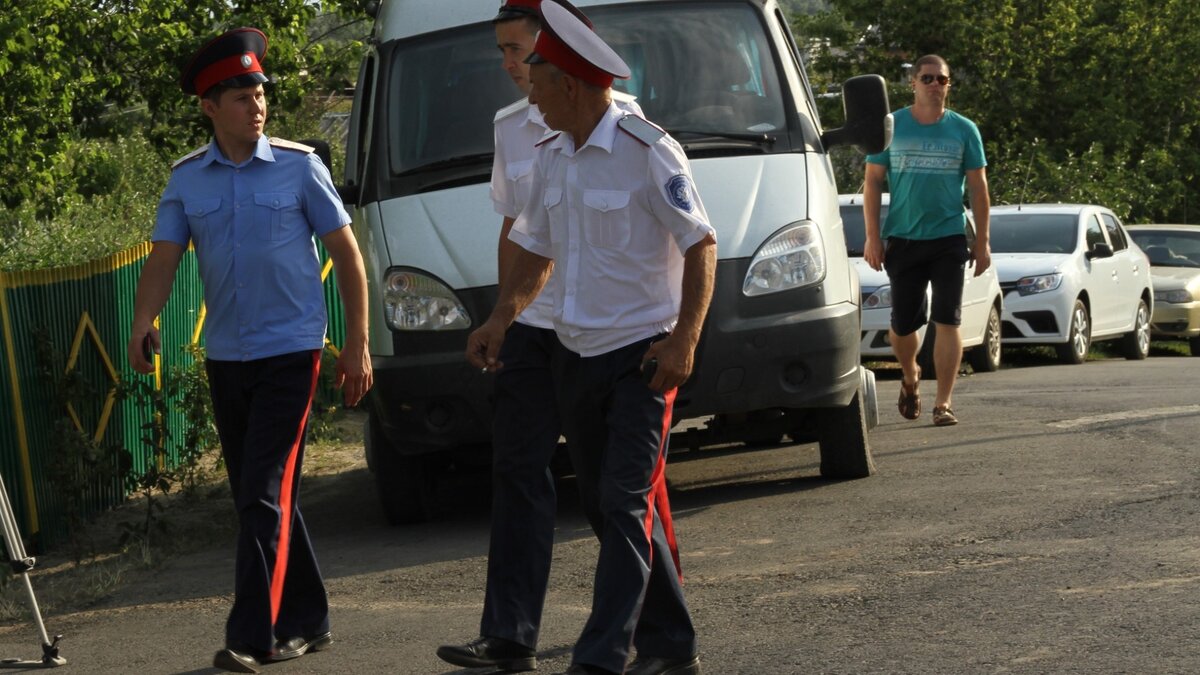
[1016,273,1062,295]
[383,269,471,331]
[1154,288,1194,304]
[743,221,826,296]
[863,285,892,309]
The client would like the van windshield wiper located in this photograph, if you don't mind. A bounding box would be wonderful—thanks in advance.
[668,129,777,147]
[398,152,493,177]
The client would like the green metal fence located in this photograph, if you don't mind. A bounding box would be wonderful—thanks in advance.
[0,242,346,550]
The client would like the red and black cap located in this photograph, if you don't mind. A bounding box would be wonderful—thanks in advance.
[525,0,628,89]
[494,0,541,22]
[180,27,269,97]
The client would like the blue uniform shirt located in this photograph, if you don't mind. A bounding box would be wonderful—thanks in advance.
[153,135,350,361]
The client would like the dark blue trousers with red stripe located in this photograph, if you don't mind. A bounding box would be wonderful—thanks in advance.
[206,350,329,654]
[554,336,696,674]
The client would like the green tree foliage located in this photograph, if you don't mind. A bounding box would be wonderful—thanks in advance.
[0,0,371,214]
[795,0,1200,223]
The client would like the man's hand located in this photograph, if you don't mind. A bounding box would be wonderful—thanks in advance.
[972,242,991,277]
[334,340,373,407]
[864,237,886,272]
[466,318,509,373]
[127,326,158,375]
[641,334,697,393]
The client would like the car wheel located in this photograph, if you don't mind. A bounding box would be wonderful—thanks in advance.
[365,411,438,525]
[817,378,876,479]
[967,303,1002,372]
[1055,299,1091,365]
[1120,299,1150,360]
[1190,336,1200,357]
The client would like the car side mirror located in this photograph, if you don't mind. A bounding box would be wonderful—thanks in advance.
[820,74,893,155]
[300,138,359,205]
[1086,243,1114,260]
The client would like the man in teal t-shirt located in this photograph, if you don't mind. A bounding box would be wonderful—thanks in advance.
[863,54,991,428]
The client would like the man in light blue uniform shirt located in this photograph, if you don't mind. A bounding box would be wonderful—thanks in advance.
[863,53,991,428]
[126,27,372,674]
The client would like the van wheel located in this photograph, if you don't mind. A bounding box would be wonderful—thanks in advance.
[1190,336,1200,356]
[967,304,1002,372]
[817,380,876,479]
[1055,299,1091,364]
[365,412,437,525]
[1120,300,1150,360]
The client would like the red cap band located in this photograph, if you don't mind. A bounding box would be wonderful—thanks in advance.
[194,51,263,98]
[532,29,614,89]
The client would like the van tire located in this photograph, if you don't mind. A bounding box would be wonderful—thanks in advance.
[366,411,437,525]
[817,381,876,479]
[1190,336,1200,356]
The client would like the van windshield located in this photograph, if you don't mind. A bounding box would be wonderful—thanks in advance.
[385,1,789,187]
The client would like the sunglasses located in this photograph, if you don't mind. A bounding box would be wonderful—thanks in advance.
[918,73,950,85]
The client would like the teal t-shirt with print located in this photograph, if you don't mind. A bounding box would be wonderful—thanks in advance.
[865,107,986,240]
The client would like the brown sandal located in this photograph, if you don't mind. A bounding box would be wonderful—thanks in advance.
[933,405,958,426]
[897,368,921,420]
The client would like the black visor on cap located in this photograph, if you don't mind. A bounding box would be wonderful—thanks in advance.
[494,7,538,22]
[524,51,548,65]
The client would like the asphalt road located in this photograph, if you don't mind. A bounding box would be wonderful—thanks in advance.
[1,354,1197,674]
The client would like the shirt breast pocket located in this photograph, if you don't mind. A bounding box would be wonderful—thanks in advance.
[184,198,222,235]
[582,189,631,249]
[506,160,535,211]
[253,192,302,241]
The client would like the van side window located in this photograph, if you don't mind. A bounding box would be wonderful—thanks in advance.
[1101,213,1128,251]
[1085,215,1107,249]
[346,54,375,191]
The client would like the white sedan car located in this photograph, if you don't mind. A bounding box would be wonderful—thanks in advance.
[840,194,1004,374]
[990,204,1153,363]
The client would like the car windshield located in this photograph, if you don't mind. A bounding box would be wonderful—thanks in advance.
[1128,229,1200,268]
[385,2,789,185]
[990,213,1079,253]
[840,204,888,256]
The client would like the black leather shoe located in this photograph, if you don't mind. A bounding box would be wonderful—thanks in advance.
[436,636,536,671]
[212,647,261,673]
[626,655,701,675]
[553,665,618,675]
[266,631,334,662]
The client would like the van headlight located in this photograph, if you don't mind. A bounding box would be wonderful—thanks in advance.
[383,269,471,331]
[743,221,826,296]
[1016,273,1062,295]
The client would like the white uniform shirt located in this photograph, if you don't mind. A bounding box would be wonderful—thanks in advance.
[491,93,642,329]
[510,103,716,357]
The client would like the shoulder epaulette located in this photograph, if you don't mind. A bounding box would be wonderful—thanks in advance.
[617,114,665,147]
[535,131,562,147]
[494,97,532,123]
[268,137,315,153]
[171,145,209,169]
[612,89,638,105]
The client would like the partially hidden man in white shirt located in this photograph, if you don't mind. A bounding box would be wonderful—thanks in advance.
[465,3,716,675]
[437,0,643,672]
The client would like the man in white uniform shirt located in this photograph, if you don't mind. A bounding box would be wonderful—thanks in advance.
[466,3,716,674]
[438,1,641,671]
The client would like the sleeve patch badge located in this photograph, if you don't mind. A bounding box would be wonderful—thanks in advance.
[666,175,695,213]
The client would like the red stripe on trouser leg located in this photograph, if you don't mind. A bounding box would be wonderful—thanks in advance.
[643,388,683,583]
[269,351,321,625]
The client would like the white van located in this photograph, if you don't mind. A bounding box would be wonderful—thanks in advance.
[336,0,892,523]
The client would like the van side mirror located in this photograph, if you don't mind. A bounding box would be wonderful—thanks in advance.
[820,74,893,155]
[1086,242,1114,260]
